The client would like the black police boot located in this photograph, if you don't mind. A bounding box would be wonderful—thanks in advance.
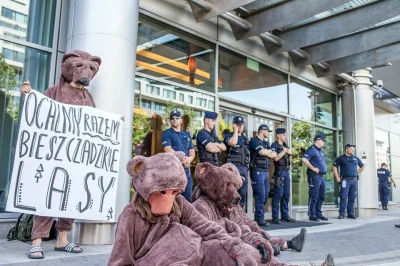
[309,217,320,222]
[272,244,280,256]
[317,215,329,221]
[256,220,269,227]
[288,228,307,252]
[338,214,344,219]
[282,217,296,222]
[321,254,335,266]
[395,224,400,228]
[347,215,356,219]
[272,217,281,224]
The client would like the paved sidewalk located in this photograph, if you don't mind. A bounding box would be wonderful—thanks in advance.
[1,208,399,266]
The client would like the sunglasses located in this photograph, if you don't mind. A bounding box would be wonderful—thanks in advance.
[170,116,181,120]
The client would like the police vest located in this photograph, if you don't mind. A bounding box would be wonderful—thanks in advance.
[273,142,291,171]
[198,130,221,166]
[250,138,269,169]
[226,137,250,165]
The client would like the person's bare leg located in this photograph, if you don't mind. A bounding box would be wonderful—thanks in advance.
[55,231,82,252]
[30,238,43,257]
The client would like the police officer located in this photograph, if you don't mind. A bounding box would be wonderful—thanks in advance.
[333,144,365,219]
[377,163,397,210]
[271,128,296,224]
[197,111,226,166]
[161,110,195,202]
[224,116,250,208]
[302,135,329,222]
[249,124,277,226]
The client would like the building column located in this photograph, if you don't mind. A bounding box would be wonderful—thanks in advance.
[66,0,139,244]
[353,68,378,218]
[341,83,356,147]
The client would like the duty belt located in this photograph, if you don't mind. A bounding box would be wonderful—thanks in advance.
[251,167,268,172]
[276,166,290,170]
[342,177,357,180]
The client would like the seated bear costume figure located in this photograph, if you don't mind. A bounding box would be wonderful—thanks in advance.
[108,152,264,266]
[192,163,289,266]
[23,50,102,259]
[192,163,335,266]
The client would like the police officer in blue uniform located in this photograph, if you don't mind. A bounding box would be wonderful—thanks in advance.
[249,124,277,226]
[224,116,250,208]
[271,128,296,224]
[377,163,397,210]
[302,135,329,222]
[161,110,195,202]
[333,144,365,219]
[197,111,226,166]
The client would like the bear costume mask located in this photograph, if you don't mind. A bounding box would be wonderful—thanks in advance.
[61,50,101,86]
[127,152,187,215]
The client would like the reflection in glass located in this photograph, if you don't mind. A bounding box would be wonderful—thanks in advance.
[136,15,215,93]
[132,76,214,157]
[290,78,335,127]
[0,0,56,47]
[0,42,50,212]
[290,120,337,206]
[218,48,288,114]
[375,129,390,168]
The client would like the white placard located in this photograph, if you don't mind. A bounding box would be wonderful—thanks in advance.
[6,90,122,222]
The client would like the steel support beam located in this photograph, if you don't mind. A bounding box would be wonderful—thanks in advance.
[265,0,400,54]
[313,42,400,77]
[291,21,400,67]
[188,0,255,22]
[232,0,349,40]
[219,12,252,32]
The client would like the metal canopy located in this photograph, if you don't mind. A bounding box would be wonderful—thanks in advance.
[291,21,400,67]
[188,0,255,22]
[313,42,400,77]
[183,0,400,78]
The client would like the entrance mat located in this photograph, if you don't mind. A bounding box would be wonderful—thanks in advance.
[260,220,331,231]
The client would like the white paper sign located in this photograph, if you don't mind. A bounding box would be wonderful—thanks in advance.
[6,90,122,221]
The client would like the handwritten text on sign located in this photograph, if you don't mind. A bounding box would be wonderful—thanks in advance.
[6,90,122,221]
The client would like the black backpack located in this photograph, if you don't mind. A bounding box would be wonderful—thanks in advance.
[7,214,57,242]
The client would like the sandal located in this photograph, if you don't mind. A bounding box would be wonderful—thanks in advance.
[54,242,83,253]
[28,246,44,259]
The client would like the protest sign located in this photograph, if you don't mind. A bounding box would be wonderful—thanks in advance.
[6,90,122,221]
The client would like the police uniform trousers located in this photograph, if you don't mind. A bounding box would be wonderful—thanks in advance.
[182,168,193,202]
[308,174,326,219]
[379,182,391,209]
[251,168,269,222]
[339,178,358,216]
[234,164,249,208]
[272,169,290,219]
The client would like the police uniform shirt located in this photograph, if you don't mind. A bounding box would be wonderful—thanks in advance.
[303,145,327,174]
[196,129,221,161]
[377,168,392,184]
[161,128,193,156]
[333,155,364,177]
[249,137,271,170]
[224,133,247,147]
[270,141,290,168]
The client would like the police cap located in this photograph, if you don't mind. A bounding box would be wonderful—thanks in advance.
[275,128,286,135]
[204,111,218,120]
[233,116,245,125]
[314,135,326,142]
[258,124,272,132]
[169,110,181,119]
[345,143,355,150]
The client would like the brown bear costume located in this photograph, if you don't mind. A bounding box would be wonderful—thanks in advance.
[108,152,266,266]
[192,163,290,266]
[28,50,101,257]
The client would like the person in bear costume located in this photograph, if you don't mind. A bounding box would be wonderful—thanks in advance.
[21,50,105,259]
[192,162,335,266]
[108,152,270,266]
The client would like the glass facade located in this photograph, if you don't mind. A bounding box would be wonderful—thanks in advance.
[218,48,288,114]
[0,0,55,214]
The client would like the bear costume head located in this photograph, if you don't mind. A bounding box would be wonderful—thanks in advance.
[192,163,242,214]
[126,152,187,216]
[60,50,102,87]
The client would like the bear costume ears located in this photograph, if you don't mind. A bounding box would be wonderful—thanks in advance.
[126,152,187,201]
[62,50,102,66]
